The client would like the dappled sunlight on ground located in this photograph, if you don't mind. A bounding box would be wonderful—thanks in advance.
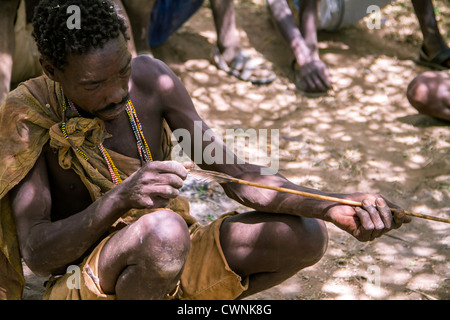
[151,0,449,300]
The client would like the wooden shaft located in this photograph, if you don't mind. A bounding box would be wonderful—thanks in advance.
[231,178,450,224]
[188,169,450,224]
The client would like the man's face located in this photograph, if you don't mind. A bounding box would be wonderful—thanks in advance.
[50,34,132,121]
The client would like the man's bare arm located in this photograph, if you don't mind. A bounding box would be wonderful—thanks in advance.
[157,59,339,219]
[159,60,408,241]
[10,153,134,275]
[266,0,332,93]
[11,153,187,275]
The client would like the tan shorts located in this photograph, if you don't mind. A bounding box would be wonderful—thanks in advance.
[42,212,248,300]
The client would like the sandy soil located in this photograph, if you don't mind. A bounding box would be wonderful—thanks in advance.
[23,0,449,300]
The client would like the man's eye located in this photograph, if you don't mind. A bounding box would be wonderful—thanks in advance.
[121,66,131,76]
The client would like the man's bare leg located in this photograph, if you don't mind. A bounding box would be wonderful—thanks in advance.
[0,0,20,103]
[121,0,156,55]
[98,210,190,299]
[407,71,450,121]
[210,0,242,63]
[220,211,328,298]
[111,0,138,57]
[210,0,275,84]
[411,0,449,68]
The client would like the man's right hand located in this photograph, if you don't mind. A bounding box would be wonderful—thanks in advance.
[296,59,333,94]
[120,161,189,209]
[324,193,410,242]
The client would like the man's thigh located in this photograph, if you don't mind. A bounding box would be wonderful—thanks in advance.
[219,211,328,275]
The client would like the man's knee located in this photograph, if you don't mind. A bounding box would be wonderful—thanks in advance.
[133,210,190,276]
[407,74,429,109]
[406,72,450,120]
[301,218,327,265]
[281,217,328,267]
[305,219,328,265]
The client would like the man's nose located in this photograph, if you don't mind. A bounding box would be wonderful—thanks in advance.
[106,83,127,105]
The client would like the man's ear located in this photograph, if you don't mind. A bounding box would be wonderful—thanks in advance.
[40,59,59,81]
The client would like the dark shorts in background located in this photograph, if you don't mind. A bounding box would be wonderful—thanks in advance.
[148,0,205,47]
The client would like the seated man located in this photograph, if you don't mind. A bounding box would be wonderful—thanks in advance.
[121,0,276,85]
[266,0,449,97]
[407,71,450,121]
[0,0,408,300]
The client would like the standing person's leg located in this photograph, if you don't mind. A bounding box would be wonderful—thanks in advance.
[0,0,20,103]
[411,0,449,70]
[121,0,157,54]
[210,0,241,64]
[210,0,276,85]
[111,0,138,57]
[122,0,275,84]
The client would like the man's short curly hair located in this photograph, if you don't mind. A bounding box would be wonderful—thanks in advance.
[32,0,129,69]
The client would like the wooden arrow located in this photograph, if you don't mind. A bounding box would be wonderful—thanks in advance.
[189,168,450,224]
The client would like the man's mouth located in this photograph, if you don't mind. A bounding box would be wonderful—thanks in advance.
[97,94,130,119]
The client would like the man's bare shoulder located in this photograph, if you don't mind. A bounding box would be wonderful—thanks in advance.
[130,55,177,90]
[130,55,192,115]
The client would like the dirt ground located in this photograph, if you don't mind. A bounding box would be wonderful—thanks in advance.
[23,0,449,300]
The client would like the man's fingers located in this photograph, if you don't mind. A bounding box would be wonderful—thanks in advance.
[300,66,327,92]
[362,200,385,239]
[322,66,333,84]
[145,185,180,199]
[353,207,374,241]
[393,209,411,228]
[309,73,326,92]
[316,66,332,90]
[375,198,392,230]
[148,161,189,179]
[301,75,316,92]
[182,162,195,170]
[161,173,185,189]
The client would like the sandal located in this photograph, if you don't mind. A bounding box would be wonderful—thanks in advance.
[414,45,450,70]
[211,46,276,85]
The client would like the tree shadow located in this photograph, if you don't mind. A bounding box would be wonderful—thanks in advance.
[398,114,450,127]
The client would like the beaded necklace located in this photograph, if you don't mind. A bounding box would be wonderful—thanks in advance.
[61,92,153,185]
